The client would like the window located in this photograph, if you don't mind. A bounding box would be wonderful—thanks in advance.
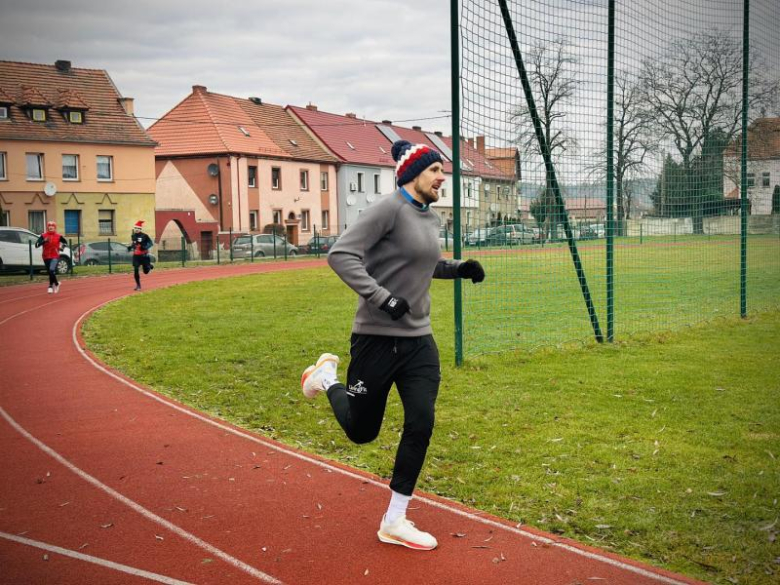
[98,209,115,235]
[747,173,755,187]
[321,209,329,230]
[238,126,250,137]
[248,165,257,188]
[249,211,258,231]
[762,172,770,187]
[32,109,46,122]
[97,155,113,181]
[64,210,81,235]
[320,171,329,191]
[0,152,6,180]
[272,167,281,190]
[357,172,364,193]
[68,111,83,124]
[0,210,9,226]
[272,209,282,224]
[300,169,309,191]
[301,209,310,231]
[374,174,381,194]
[26,153,44,180]
[440,187,447,198]
[62,154,79,180]
[28,210,46,234]
[0,106,7,119]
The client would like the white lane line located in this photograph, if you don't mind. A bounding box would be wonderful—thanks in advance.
[0,298,67,326]
[72,303,694,585]
[0,407,282,585]
[0,531,194,585]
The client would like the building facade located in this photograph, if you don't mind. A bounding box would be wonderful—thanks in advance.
[0,60,156,241]
[147,86,338,257]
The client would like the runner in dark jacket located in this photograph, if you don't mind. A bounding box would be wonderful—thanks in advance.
[128,220,154,291]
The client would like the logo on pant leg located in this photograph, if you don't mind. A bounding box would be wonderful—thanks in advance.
[347,379,367,396]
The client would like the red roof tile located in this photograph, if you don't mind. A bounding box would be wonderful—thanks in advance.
[0,60,154,146]
[287,105,512,180]
[56,88,89,110]
[724,117,780,160]
[149,87,290,159]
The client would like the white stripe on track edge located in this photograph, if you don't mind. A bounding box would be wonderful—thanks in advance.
[0,407,282,585]
[0,531,194,585]
[73,300,695,585]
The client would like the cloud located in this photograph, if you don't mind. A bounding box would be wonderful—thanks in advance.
[0,0,453,132]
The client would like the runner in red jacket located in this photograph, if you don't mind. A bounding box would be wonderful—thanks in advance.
[35,221,67,294]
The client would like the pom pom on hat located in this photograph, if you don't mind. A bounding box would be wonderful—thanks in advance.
[392,140,444,186]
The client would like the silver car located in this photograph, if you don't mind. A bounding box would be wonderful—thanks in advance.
[232,234,299,258]
[0,227,73,274]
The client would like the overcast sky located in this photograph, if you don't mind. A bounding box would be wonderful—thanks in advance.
[0,0,454,133]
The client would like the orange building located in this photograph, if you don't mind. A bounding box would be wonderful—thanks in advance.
[0,60,156,240]
[147,86,338,256]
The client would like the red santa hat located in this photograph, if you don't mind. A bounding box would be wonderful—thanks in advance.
[133,220,145,230]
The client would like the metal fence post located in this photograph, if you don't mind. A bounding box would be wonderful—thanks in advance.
[216,234,221,264]
[108,237,113,274]
[229,228,234,262]
[250,233,254,262]
[181,236,186,266]
[28,241,34,280]
[68,238,74,275]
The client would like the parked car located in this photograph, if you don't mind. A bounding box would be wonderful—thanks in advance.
[439,228,455,249]
[0,227,73,274]
[464,227,491,246]
[75,241,157,266]
[300,235,339,254]
[231,234,299,258]
[486,224,537,246]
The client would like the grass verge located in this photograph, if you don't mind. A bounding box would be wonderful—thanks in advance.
[82,267,780,584]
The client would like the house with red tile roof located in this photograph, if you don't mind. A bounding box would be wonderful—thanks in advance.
[287,105,515,232]
[723,117,780,215]
[0,60,156,242]
[147,86,339,256]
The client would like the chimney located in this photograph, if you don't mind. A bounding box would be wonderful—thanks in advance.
[476,135,485,154]
[434,131,443,137]
[118,97,134,115]
[192,85,207,94]
[249,96,262,105]
[305,103,318,111]
[55,60,71,72]
[381,120,392,125]
[345,112,357,119]
[412,125,422,131]
[468,138,475,148]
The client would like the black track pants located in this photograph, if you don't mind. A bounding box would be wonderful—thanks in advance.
[326,333,440,496]
[132,255,151,287]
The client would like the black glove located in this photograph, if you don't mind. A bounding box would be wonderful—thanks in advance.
[379,294,411,320]
[457,259,485,283]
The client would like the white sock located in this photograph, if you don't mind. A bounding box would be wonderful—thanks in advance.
[385,490,411,524]
[321,371,338,390]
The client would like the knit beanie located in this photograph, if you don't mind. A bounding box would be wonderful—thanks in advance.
[392,140,444,186]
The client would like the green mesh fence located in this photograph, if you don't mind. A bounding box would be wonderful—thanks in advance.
[456,0,780,358]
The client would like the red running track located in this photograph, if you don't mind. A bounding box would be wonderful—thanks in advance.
[0,264,706,585]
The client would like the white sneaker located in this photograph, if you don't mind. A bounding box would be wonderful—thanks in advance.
[377,514,438,551]
[47,287,53,294]
[300,353,339,399]
[53,284,60,294]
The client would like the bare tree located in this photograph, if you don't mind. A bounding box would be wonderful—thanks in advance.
[638,29,779,228]
[512,38,580,241]
[589,70,656,234]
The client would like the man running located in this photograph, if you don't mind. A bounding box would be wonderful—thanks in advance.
[301,139,485,550]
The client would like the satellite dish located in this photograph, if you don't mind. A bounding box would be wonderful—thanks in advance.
[207,163,220,177]
[44,182,57,197]
[346,195,357,206]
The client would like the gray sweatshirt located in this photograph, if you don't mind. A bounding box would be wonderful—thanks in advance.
[328,189,463,337]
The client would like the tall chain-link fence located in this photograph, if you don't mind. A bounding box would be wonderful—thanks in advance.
[456,0,780,357]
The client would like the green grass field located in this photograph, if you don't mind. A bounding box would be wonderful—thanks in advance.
[83,258,780,584]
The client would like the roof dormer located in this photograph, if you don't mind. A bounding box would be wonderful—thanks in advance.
[56,88,90,124]
[0,87,13,121]
[19,85,52,122]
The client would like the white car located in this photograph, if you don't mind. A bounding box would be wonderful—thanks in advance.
[0,227,73,274]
